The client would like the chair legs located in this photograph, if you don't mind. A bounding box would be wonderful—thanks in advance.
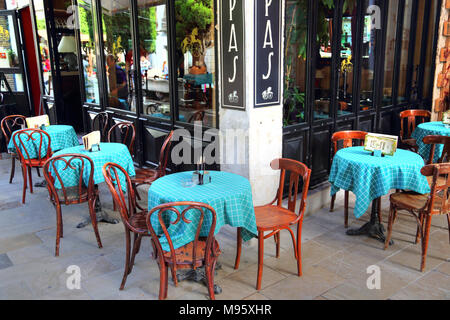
[344,191,349,228]
[159,262,169,300]
[28,166,33,194]
[21,165,27,204]
[420,215,432,272]
[88,199,103,249]
[274,232,281,258]
[296,221,303,277]
[205,260,217,300]
[234,227,242,270]
[256,231,264,291]
[55,205,63,257]
[9,156,15,184]
[447,214,450,244]
[330,194,336,212]
[384,203,396,250]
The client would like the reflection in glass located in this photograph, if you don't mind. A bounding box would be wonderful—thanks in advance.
[313,1,335,120]
[78,0,100,104]
[423,0,438,101]
[101,0,134,112]
[410,0,426,101]
[382,0,398,106]
[34,0,53,97]
[284,0,307,126]
[397,0,413,104]
[175,0,216,127]
[138,1,171,120]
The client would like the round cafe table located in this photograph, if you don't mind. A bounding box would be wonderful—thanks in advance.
[52,143,136,228]
[411,121,450,162]
[148,171,257,292]
[329,146,430,243]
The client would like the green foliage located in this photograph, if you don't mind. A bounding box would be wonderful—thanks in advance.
[139,7,157,54]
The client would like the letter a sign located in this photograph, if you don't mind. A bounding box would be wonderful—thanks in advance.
[220,0,246,110]
[255,0,282,107]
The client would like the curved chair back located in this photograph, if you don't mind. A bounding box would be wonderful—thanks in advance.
[422,135,450,164]
[400,109,431,141]
[92,112,110,142]
[331,131,368,155]
[43,154,95,205]
[1,115,26,145]
[157,130,175,177]
[103,162,141,232]
[12,129,52,165]
[146,202,217,269]
[421,163,450,215]
[108,121,136,154]
[270,158,311,217]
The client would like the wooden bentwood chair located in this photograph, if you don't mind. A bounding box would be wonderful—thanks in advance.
[13,129,52,204]
[1,115,41,184]
[399,109,431,152]
[235,159,311,290]
[385,163,450,272]
[92,111,110,142]
[330,131,369,228]
[422,135,450,188]
[146,202,221,300]
[43,154,103,256]
[107,121,136,154]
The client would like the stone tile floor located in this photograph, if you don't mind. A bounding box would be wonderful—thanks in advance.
[0,154,448,300]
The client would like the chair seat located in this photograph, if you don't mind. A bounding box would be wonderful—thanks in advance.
[163,238,221,267]
[132,168,159,184]
[54,185,98,204]
[255,205,299,230]
[128,212,149,233]
[391,192,445,214]
[23,156,52,167]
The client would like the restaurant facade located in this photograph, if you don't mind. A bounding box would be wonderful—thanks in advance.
[0,0,445,204]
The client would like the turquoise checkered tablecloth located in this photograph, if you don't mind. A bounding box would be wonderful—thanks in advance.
[148,171,257,251]
[51,143,135,189]
[329,146,430,219]
[8,125,79,159]
[411,122,450,162]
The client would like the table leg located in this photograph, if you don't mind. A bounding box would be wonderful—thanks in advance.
[346,198,394,245]
[76,193,120,229]
[176,262,223,295]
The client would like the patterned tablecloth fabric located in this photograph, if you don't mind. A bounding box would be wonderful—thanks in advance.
[51,143,136,189]
[329,146,430,219]
[148,171,257,251]
[411,122,450,162]
[8,125,80,159]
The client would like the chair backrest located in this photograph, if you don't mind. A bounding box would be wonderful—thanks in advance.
[331,131,368,155]
[399,109,431,141]
[421,163,450,215]
[103,162,140,232]
[146,202,217,268]
[12,129,52,164]
[1,115,26,145]
[271,158,311,217]
[92,112,110,142]
[422,135,450,164]
[108,121,136,154]
[157,130,175,176]
[43,154,95,205]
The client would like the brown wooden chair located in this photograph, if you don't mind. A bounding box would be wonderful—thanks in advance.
[235,159,311,290]
[107,121,136,155]
[43,154,103,256]
[385,163,450,272]
[1,115,39,184]
[146,201,221,300]
[132,130,174,200]
[330,130,369,228]
[399,109,431,152]
[13,129,53,204]
[92,111,110,142]
[102,162,150,290]
[422,135,450,188]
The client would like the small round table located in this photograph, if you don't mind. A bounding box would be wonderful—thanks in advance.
[411,121,450,162]
[329,146,430,243]
[148,171,257,292]
[53,143,136,228]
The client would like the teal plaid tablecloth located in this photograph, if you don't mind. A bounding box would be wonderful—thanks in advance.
[411,122,450,162]
[8,125,80,159]
[148,171,257,251]
[51,143,135,189]
[329,147,430,219]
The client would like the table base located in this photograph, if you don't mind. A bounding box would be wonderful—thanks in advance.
[76,195,120,229]
[176,262,223,295]
[346,198,394,245]
[34,180,47,188]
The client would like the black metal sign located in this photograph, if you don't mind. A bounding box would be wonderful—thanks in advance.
[220,0,245,110]
[254,0,282,107]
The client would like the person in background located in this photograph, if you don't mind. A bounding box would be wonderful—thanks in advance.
[106,54,128,100]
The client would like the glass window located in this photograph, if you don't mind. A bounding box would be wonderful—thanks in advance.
[101,0,135,112]
[34,0,53,97]
[313,1,335,120]
[422,0,438,101]
[284,0,308,126]
[382,0,398,106]
[410,0,426,101]
[397,0,413,104]
[138,1,171,121]
[174,0,216,128]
